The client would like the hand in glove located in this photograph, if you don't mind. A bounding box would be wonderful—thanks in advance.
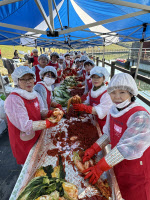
[46,110,53,118]
[75,77,84,82]
[73,104,92,114]
[83,157,111,184]
[77,83,83,87]
[83,143,101,163]
[57,69,62,77]
[55,104,64,113]
[45,119,57,128]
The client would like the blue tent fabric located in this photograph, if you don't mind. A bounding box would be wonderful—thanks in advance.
[0,0,150,48]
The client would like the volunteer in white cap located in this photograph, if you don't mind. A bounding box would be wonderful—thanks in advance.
[73,66,112,133]
[82,73,150,200]
[34,66,64,112]
[64,52,74,69]
[76,55,89,80]
[48,52,62,86]
[5,66,58,165]
[75,51,81,59]
[32,54,49,84]
[28,49,39,66]
[58,56,66,70]
[78,59,95,102]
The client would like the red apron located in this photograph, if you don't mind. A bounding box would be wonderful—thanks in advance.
[48,61,60,83]
[7,92,42,164]
[63,67,74,76]
[87,78,93,92]
[82,69,86,81]
[38,83,51,109]
[65,60,73,68]
[34,65,41,84]
[110,106,150,200]
[33,56,39,66]
[89,90,107,134]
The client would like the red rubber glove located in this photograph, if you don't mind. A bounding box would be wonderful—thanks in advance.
[57,69,62,77]
[83,157,111,185]
[46,110,53,118]
[75,77,84,81]
[55,104,64,113]
[73,104,92,113]
[81,94,88,102]
[77,83,83,87]
[72,69,77,76]
[46,120,57,128]
[83,143,101,163]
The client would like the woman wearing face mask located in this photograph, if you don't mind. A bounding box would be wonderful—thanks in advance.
[82,73,150,200]
[32,54,49,84]
[34,66,63,112]
[73,66,112,134]
[4,66,58,165]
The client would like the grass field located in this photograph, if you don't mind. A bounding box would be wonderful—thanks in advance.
[0,44,128,75]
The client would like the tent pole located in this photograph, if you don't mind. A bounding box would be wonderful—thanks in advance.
[34,0,53,33]
[48,0,54,30]
[134,23,147,80]
[52,0,63,29]
[102,39,105,67]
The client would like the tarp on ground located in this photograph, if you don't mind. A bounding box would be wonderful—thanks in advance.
[0,0,150,49]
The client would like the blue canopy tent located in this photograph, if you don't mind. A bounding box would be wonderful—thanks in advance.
[0,0,150,49]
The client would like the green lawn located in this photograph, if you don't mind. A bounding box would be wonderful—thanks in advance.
[0,43,130,75]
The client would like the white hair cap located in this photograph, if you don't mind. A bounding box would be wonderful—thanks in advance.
[80,55,89,62]
[50,52,59,58]
[77,52,81,56]
[84,59,95,66]
[11,66,35,85]
[75,58,80,63]
[32,49,38,53]
[107,73,138,96]
[39,66,57,79]
[70,51,74,56]
[38,54,49,63]
[64,52,70,57]
[58,56,64,60]
[90,66,109,82]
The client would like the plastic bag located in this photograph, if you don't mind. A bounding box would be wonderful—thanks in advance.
[0,99,6,121]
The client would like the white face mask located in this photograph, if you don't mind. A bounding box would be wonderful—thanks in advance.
[43,77,55,86]
[114,98,131,109]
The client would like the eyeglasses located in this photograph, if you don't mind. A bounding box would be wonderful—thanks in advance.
[19,78,34,83]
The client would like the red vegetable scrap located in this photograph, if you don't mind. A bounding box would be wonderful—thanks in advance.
[47,148,59,156]
[70,88,85,97]
[66,120,99,149]
[65,106,87,119]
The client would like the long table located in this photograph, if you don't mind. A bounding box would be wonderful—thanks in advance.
[10,116,123,200]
